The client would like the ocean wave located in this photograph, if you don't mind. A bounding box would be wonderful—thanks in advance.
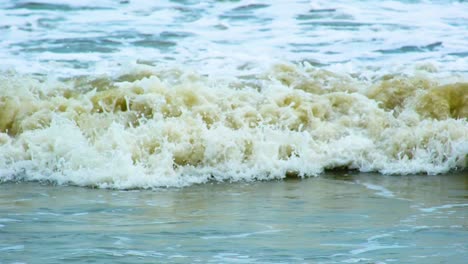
[0,63,466,188]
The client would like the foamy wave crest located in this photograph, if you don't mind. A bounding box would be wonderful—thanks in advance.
[0,63,467,188]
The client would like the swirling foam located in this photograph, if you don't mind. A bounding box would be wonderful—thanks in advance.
[0,63,466,188]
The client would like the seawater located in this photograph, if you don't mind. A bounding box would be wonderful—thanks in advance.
[0,0,467,262]
[1,173,467,263]
[0,65,467,188]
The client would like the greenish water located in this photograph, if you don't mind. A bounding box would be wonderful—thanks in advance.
[1,172,466,263]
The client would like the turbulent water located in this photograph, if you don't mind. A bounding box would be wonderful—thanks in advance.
[0,0,467,188]
[1,1,468,263]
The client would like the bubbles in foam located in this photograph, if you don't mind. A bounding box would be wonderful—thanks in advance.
[0,63,467,188]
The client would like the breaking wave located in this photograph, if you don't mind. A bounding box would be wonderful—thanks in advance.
[0,63,466,188]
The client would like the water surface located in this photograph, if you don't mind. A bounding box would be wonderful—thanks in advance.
[0,1,467,262]
[1,172,467,263]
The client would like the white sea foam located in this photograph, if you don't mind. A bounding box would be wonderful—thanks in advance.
[0,63,466,188]
[201,229,283,239]
[350,245,406,255]
[341,258,373,263]
[1,0,468,76]
[357,182,395,198]
[419,203,468,213]
[0,0,467,188]
[0,245,25,252]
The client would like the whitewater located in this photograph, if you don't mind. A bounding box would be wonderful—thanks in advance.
[0,0,467,188]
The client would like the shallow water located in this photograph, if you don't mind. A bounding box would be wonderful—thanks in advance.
[1,172,467,263]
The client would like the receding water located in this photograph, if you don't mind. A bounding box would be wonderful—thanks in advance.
[1,0,468,75]
[1,172,467,263]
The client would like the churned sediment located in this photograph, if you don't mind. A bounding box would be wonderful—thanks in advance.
[0,63,467,188]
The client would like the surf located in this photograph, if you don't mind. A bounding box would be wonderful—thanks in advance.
[0,63,466,188]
